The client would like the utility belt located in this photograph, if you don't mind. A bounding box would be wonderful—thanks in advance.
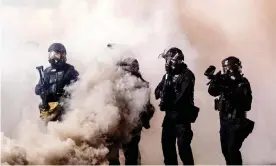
[215,98,246,119]
[214,98,234,112]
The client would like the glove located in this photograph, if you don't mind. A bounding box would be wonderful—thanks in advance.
[39,102,49,110]
[143,122,150,129]
[159,101,167,111]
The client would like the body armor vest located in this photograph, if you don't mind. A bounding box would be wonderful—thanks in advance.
[172,74,180,96]
[45,67,66,99]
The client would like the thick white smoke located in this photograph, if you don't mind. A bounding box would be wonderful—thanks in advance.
[2,0,276,165]
[1,49,152,164]
[1,0,194,164]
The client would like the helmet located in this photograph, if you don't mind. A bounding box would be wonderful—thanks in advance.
[160,47,184,72]
[221,56,242,74]
[117,57,139,74]
[48,43,67,54]
[48,43,67,68]
[165,47,184,61]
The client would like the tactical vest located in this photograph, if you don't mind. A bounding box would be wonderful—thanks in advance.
[44,67,67,101]
[171,69,195,106]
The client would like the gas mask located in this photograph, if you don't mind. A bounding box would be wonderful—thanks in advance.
[165,53,183,73]
[48,51,66,68]
[222,64,242,80]
[159,48,185,74]
[222,65,231,75]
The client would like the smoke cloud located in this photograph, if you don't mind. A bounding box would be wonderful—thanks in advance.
[1,0,192,164]
[1,49,152,164]
[1,0,276,165]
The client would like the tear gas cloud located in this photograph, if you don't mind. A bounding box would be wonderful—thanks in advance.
[1,0,276,165]
[1,0,194,164]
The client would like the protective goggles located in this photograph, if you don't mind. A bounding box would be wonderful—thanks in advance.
[48,51,62,60]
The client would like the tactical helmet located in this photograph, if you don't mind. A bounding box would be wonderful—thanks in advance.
[165,47,184,61]
[48,43,67,67]
[159,47,185,73]
[48,43,66,54]
[221,56,242,74]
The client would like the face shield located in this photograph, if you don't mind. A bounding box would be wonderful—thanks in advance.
[159,49,184,74]
[159,50,180,67]
[222,59,233,74]
[48,51,62,60]
[48,51,66,68]
[222,64,242,76]
[170,53,182,69]
[222,65,231,74]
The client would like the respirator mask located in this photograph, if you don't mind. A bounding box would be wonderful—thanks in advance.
[48,51,66,68]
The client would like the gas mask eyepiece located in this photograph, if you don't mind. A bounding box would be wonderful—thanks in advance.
[48,51,65,68]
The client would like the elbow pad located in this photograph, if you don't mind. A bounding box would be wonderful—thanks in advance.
[35,84,42,95]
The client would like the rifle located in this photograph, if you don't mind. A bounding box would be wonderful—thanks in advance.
[204,65,240,112]
[205,65,239,91]
[36,66,49,110]
[204,65,229,88]
[204,65,220,84]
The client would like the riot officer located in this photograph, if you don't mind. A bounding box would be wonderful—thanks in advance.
[155,47,199,165]
[107,56,155,165]
[207,56,254,165]
[35,43,79,123]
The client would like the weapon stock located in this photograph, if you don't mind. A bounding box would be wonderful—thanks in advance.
[36,66,44,82]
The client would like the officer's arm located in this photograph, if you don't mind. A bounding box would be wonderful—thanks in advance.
[235,79,252,111]
[154,75,165,100]
[69,68,80,84]
[35,82,42,95]
[174,72,195,103]
[183,74,195,95]
[141,100,156,129]
[63,67,80,87]
[62,67,79,98]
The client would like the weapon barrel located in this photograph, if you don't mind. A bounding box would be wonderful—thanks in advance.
[36,65,48,108]
[36,66,44,84]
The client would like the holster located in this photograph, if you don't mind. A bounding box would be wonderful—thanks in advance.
[242,118,255,137]
[142,104,155,129]
[159,101,167,111]
[176,104,200,123]
[188,105,200,123]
